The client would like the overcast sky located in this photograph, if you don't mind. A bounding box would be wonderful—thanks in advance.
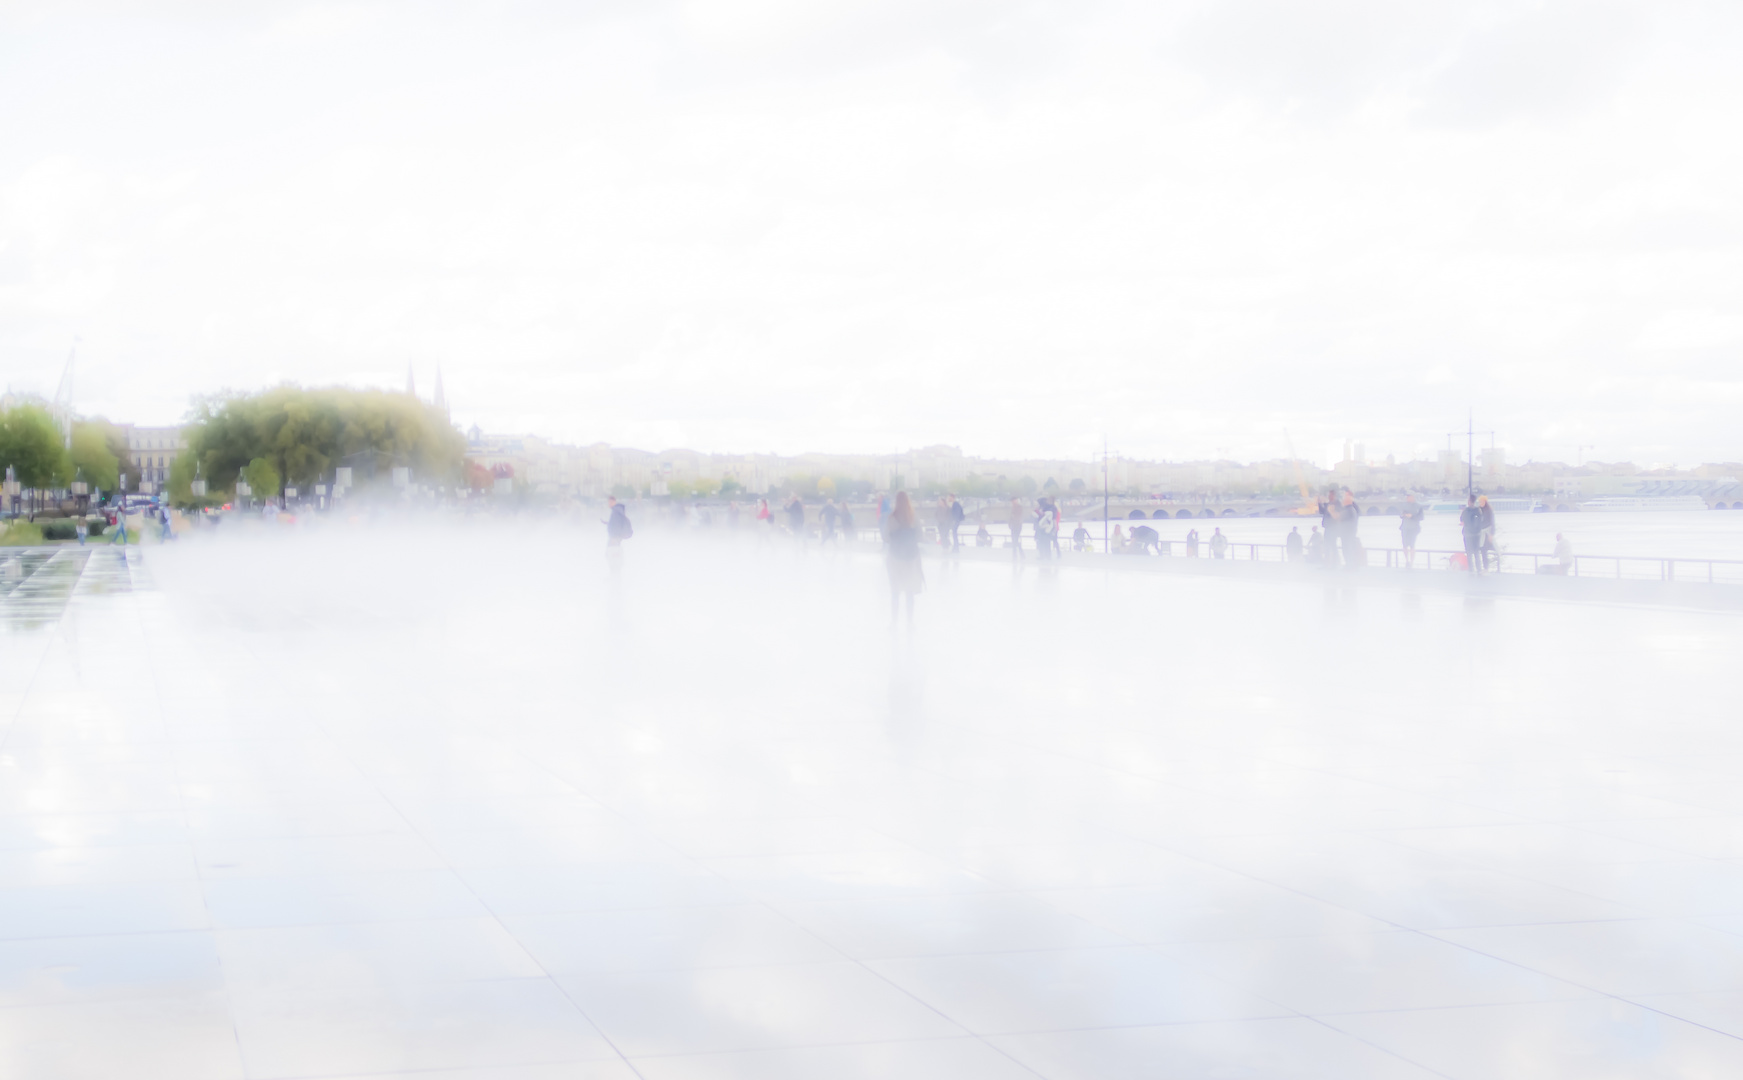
[2,0,1739,467]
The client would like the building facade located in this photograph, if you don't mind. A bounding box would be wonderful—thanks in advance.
[124,426,186,490]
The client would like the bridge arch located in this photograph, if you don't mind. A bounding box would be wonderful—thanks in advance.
[1176,509,1194,519]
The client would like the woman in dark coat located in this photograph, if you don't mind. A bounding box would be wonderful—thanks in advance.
[885,491,924,626]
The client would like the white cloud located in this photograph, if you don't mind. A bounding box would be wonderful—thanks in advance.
[0,0,1740,463]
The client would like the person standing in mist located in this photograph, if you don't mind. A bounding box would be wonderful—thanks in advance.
[1209,527,1228,559]
[948,494,964,551]
[605,496,633,573]
[1007,496,1026,560]
[1459,495,1483,573]
[1399,494,1424,569]
[1339,489,1362,567]
[820,498,840,547]
[1034,498,1059,560]
[885,491,924,626]
[1477,494,1497,571]
[1286,525,1303,562]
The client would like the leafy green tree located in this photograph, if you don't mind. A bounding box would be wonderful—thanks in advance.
[242,457,280,499]
[718,478,744,496]
[0,405,72,490]
[1068,478,1087,493]
[186,385,463,495]
[69,422,120,493]
[1017,476,1038,497]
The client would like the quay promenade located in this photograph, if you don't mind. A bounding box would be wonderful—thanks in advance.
[7,532,1743,1077]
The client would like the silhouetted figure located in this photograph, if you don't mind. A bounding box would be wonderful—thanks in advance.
[885,491,924,626]
[1209,527,1228,559]
[821,499,840,546]
[1478,495,1497,571]
[1286,526,1303,562]
[1459,495,1483,573]
[1007,497,1026,560]
[605,496,633,574]
[1399,494,1424,568]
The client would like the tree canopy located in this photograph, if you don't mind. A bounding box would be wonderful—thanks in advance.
[0,405,71,489]
[186,386,464,496]
[69,421,120,492]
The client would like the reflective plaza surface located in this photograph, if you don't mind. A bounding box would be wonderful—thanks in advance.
[4,529,1743,1078]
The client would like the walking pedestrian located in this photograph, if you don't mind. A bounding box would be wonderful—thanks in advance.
[1399,494,1424,569]
[948,494,965,551]
[934,495,952,549]
[1007,496,1026,560]
[785,494,806,542]
[1306,526,1322,563]
[1186,527,1200,557]
[1286,525,1303,562]
[885,491,924,626]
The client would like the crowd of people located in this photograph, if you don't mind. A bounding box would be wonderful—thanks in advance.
[601,485,1580,610]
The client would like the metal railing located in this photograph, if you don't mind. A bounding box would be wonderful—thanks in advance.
[816,522,1743,586]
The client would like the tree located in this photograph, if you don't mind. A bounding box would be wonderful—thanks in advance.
[69,422,120,493]
[1069,478,1087,493]
[692,477,720,497]
[718,478,744,496]
[816,476,836,497]
[186,385,464,495]
[1017,476,1038,497]
[242,457,280,500]
[0,405,72,491]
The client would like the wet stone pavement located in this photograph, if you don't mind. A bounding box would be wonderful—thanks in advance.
[3,531,1743,1079]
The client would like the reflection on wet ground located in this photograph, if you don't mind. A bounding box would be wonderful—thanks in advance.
[3,530,1743,1079]
[0,548,116,630]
